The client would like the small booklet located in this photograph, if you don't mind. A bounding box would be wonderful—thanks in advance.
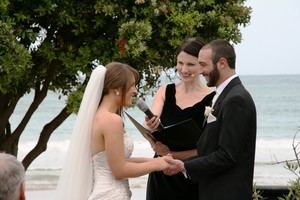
[125,111,155,140]
[125,111,202,151]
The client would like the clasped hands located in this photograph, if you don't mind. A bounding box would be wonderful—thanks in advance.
[144,131,185,176]
[162,155,185,176]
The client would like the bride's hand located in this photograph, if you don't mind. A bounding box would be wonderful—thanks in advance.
[154,156,171,171]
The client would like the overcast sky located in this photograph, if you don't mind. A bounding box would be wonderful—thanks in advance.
[235,0,300,75]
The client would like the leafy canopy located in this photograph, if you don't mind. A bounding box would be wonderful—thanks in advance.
[0,0,251,168]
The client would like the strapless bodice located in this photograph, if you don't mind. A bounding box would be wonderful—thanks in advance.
[88,132,134,200]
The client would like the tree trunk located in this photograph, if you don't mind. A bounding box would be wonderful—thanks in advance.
[22,107,71,170]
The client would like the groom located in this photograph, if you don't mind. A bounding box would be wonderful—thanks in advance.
[164,39,257,200]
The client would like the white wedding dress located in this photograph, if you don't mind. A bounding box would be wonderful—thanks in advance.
[88,132,134,200]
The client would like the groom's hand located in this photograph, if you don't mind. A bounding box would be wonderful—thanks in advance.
[163,157,185,176]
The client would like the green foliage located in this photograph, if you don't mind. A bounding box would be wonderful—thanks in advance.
[1,0,252,103]
[277,178,300,200]
[0,0,251,166]
[66,84,84,114]
[0,0,9,14]
[252,183,265,200]
[0,21,33,96]
[278,128,300,200]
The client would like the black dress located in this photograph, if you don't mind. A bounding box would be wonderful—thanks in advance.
[146,83,215,200]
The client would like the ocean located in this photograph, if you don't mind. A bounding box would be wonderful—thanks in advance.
[12,74,300,191]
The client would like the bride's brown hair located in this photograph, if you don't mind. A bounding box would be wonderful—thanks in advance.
[101,62,139,115]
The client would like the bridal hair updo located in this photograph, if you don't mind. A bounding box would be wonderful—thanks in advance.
[101,62,139,114]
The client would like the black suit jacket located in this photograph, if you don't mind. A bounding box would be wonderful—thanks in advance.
[184,77,257,200]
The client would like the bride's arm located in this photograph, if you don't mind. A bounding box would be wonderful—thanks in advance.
[104,114,169,179]
[127,157,151,163]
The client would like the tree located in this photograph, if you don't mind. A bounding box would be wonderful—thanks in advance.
[0,0,251,170]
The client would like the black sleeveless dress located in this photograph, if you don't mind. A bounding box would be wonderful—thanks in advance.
[146,83,215,200]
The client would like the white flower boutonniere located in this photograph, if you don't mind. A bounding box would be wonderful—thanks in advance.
[204,106,213,118]
[204,106,217,123]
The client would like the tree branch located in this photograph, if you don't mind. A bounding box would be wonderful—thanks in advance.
[0,94,19,138]
[22,106,71,170]
[1,61,60,154]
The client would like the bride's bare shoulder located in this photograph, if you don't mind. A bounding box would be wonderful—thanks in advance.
[94,111,122,125]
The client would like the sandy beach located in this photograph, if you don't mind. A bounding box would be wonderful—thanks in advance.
[26,188,146,200]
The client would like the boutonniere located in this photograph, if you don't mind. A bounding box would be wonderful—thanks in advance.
[204,106,213,118]
[204,106,217,123]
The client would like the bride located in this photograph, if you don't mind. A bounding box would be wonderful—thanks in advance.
[55,62,170,200]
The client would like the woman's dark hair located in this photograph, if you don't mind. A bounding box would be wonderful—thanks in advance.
[175,37,205,58]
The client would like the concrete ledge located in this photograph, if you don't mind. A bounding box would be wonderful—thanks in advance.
[256,185,289,199]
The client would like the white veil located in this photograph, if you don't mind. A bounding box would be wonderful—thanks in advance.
[55,65,107,200]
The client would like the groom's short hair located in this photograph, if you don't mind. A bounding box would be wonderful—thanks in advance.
[203,39,236,69]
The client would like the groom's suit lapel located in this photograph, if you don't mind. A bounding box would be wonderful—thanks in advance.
[200,77,242,141]
[201,77,241,130]
[213,77,241,110]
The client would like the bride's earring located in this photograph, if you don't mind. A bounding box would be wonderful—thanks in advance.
[115,91,120,96]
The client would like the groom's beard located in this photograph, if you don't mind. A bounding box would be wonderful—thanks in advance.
[207,64,220,87]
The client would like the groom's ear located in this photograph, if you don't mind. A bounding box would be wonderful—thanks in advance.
[217,57,228,70]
